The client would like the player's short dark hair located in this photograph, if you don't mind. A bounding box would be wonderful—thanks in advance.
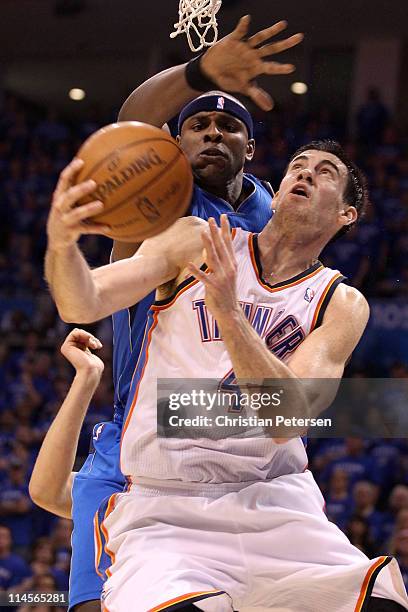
[288,140,369,241]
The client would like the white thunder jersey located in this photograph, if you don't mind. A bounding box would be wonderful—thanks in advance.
[120,228,345,485]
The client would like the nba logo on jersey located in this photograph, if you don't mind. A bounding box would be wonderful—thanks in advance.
[304,287,315,303]
[93,423,105,441]
[217,96,225,110]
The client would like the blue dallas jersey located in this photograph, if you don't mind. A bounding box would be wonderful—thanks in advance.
[114,174,274,416]
[69,173,274,608]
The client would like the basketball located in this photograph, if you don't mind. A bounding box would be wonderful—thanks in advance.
[75,121,193,242]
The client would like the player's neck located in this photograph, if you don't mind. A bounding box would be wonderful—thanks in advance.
[199,173,246,209]
[257,223,323,286]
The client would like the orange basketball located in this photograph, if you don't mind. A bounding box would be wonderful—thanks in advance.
[75,121,193,242]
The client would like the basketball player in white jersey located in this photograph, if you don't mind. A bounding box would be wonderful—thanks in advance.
[45,140,408,611]
[45,17,303,611]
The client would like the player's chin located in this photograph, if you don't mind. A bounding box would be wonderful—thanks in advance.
[286,193,311,205]
[194,155,229,171]
[193,162,231,183]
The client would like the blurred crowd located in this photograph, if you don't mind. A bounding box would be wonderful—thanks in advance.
[0,87,407,602]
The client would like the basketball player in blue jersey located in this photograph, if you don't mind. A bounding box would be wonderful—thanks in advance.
[46,139,408,611]
[44,16,304,611]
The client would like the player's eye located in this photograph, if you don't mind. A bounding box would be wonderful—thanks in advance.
[320,167,333,176]
[192,123,204,131]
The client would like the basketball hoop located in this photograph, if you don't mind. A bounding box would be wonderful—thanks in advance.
[170,0,222,53]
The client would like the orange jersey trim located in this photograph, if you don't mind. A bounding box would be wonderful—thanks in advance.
[149,590,224,612]
[100,493,119,579]
[248,234,324,293]
[310,272,344,330]
[354,556,391,611]
[120,309,160,469]
[93,511,104,579]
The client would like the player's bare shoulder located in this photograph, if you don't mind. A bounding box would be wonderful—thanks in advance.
[326,282,370,335]
[331,283,369,318]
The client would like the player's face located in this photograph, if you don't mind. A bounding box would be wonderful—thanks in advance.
[178,111,254,186]
[273,150,357,236]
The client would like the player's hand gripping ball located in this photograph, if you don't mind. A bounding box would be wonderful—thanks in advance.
[75,122,193,242]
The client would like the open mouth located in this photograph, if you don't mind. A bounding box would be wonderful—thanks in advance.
[290,184,309,198]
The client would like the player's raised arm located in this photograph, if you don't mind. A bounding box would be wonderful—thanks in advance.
[119,16,303,123]
[45,159,206,323]
[29,329,104,519]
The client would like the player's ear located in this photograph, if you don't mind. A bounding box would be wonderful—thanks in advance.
[245,139,255,161]
[340,204,357,226]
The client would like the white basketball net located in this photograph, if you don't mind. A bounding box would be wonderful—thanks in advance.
[170,0,222,53]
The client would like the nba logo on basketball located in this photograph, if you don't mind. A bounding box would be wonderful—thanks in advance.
[217,96,225,110]
[304,288,315,303]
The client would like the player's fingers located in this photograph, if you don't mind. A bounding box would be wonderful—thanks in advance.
[79,222,112,236]
[62,330,102,354]
[229,14,251,40]
[53,158,84,200]
[202,228,221,270]
[208,217,224,240]
[208,218,227,259]
[187,263,210,284]
[61,200,104,225]
[262,61,296,75]
[85,334,103,349]
[247,20,287,48]
[220,215,235,260]
[67,329,103,349]
[258,33,304,58]
[245,84,274,112]
[209,217,233,270]
[55,180,97,213]
[210,221,237,284]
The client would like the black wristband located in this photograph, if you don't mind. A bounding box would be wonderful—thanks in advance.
[185,54,218,92]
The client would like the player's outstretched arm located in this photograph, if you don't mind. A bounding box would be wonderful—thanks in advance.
[29,329,104,519]
[45,159,207,322]
[119,16,303,123]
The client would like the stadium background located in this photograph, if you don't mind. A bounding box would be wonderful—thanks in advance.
[0,0,407,606]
